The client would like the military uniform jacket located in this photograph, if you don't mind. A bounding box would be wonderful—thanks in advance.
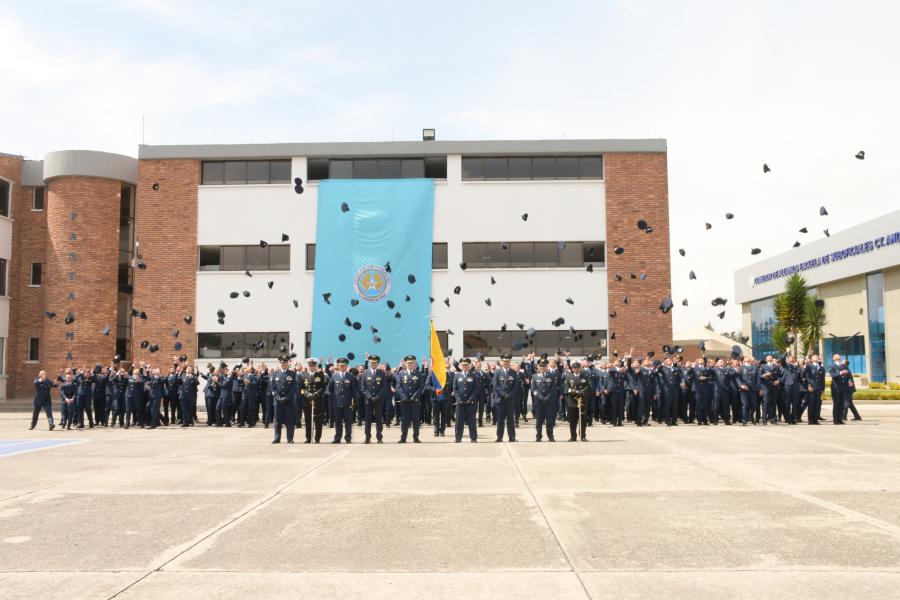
[656,365,682,399]
[271,369,298,405]
[165,373,181,399]
[738,365,757,391]
[804,362,825,391]
[302,370,327,405]
[326,371,358,409]
[594,367,609,396]
[453,370,479,404]
[145,376,165,401]
[828,363,851,391]
[242,373,258,400]
[531,371,558,404]
[759,363,781,389]
[360,368,389,404]
[564,371,591,408]
[125,374,147,401]
[92,373,108,402]
[779,356,799,389]
[492,368,518,406]
[33,378,57,402]
[606,367,628,393]
[75,373,93,399]
[180,374,200,401]
[60,381,78,401]
[396,368,424,403]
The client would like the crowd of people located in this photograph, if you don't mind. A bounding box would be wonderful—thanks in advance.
[29,349,863,443]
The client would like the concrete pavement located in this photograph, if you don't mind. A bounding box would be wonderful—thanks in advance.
[1,406,899,599]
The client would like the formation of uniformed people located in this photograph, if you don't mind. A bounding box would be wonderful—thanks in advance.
[30,348,863,439]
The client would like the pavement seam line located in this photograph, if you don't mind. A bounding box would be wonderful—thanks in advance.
[502,442,593,600]
[617,426,900,541]
[105,446,351,600]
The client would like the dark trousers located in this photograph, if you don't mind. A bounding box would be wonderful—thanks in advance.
[433,399,448,434]
[76,396,93,427]
[303,397,324,442]
[125,396,142,426]
[148,397,161,427]
[631,391,648,424]
[399,402,421,441]
[333,405,354,442]
[364,401,384,441]
[163,396,176,423]
[179,396,194,426]
[846,396,861,420]
[610,390,625,424]
[663,390,679,424]
[494,396,516,441]
[831,388,849,423]
[61,399,75,427]
[740,389,754,424]
[205,396,217,425]
[238,392,254,425]
[455,403,477,441]
[273,399,296,442]
[93,396,106,425]
[784,387,800,423]
[31,398,54,428]
[217,396,233,426]
[477,394,489,424]
[568,402,587,440]
[534,400,555,440]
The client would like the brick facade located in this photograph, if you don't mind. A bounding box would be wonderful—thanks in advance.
[130,159,200,364]
[39,177,120,379]
[604,153,673,357]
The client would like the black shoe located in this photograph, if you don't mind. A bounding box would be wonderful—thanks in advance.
[364,439,371,444]
[852,417,861,421]
[331,440,341,444]
[568,438,576,442]
[398,439,406,443]
[536,437,542,442]
[50,423,56,430]
[413,439,421,443]
[304,440,311,444]
[495,438,503,443]
[29,425,35,430]
[287,440,294,444]
[272,440,280,444]
[548,437,555,442]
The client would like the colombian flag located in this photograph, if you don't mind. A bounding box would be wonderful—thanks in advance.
[430,320,447,395]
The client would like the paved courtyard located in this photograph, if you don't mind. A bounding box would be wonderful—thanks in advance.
[1,405,899,599]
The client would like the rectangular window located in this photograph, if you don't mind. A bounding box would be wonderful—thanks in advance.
[559,241,583,267]
[33,187,45,211]
[307,159,330,181]
[245,245,269,271]
[197,332,289,359]
[269,245,290,270]
[532,242,558,267]
[461,156,603,181]
[308,157,446,180]
[202,160,292,184]
[463,330,606,357]
[867,272,886,383]
[220,246,245,271]
[306,244,316,271]
[198,245,290,271]
[353,159,378,179]
[509,242,534,267]
[750,298,777,358]
[377,159,402,179]
[432,242,448,269]
[202,162,224,185]
[246,161,270,184]
[0,337,4,374]
[269,160,291,183]
[401,159,425,178]
[460,242,603,268]
[27,337,40,362]
[329,160,353,179]
[198,246,221,271]
[0,258,6,296]
[30,262,42,286]
[824,335,867,375]
[0,179,9,217]
[224,161,247,185]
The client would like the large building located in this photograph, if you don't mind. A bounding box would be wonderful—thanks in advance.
[735,208,900,385]
[0,138,670,398]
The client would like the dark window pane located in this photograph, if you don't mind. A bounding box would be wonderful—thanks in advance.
[482,242,510,267]
[33,187,45,210]
[461,158,484,180]
[307,159,330,180]
[246,161,269,184]
[28,337,41,361]
[532,157,556,179]
[401,159,425,178]
[30,262,42,285]
[201,162,224,184]
[305,332,312,358]
[0,180,9,216]
[247,333,267,357]
[432,242,448,269]
[508,158,531,180]
[559,242,583,267]
[424,157,447,179]
[556,157,578,179]
[462,243,485,268]
[353,159,378,179]
[197,333,222,358]
[330,160,352,179]
[221,246,245,271]
[509,242,533,267]
[484,158,508,180]
[463,331,490,356]
[269,160,291,183]
[221,333,245,358]
[583,242,605,264]
[578,156,603,179]
[199,246,220,271]
[305,244,316,270]
[245,245,269,270]
[378,159,401,179]
[0,258,6,296]
[533,242,558,267]
[269,245,290,270]
[224,161,247,184]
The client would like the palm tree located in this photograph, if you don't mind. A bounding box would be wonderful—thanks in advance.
[775,274,809,355]
[801,295,828,355]
[770,323,791,354]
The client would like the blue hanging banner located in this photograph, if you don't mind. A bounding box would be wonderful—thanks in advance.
[311,179,434,364]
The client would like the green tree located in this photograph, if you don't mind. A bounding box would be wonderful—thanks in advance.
[801,295,828,355]
[772,274,828,356]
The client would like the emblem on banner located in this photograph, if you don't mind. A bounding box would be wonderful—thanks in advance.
[354,265,390,302]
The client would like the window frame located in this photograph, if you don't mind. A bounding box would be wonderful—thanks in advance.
[29,261,42,287]
[0,257,6,296]
[0,178,10,218]
[27,337,40,362]
[460,241,605,268]
[197,245,291,272]
[201,160,292,185]
[307,157,446,181]
[462,329,607,357]
[460,155,604,181]
[197,331,290,359]
[32,187,45,211]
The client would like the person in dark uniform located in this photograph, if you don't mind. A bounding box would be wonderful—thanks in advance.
[758,355,781,425]
[75,366,95,429]
[92,365,108,427]
[396,355,425,443]
[125,366,147,429]
[802,355,825,424]
[828,354,851,424]
[239,365,258,427]
[59,372,77,430]
[326,357,358,443]
[201,364,220,426]
[271,356,298,443]
[476,360,492,427]
[737,357,757,425]
[452,357,479,443]
[492,354,518,442]
[607,359,628,427]
[257,364,270,428]
[164,365,180,425]
[532,359,558,441]
[360,355,388,444]
[430,365,449,437]
[300,359,327,443]
[30,370,57,430]
[564,361,591,441]
[779,352,801,424]
[179,365,199,427]
[145,367,165,428]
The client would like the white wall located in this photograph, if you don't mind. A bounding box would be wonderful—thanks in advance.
[195,154,607,359]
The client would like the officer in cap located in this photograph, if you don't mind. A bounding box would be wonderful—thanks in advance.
[452,358,479,442]
[326,357,358,443]
[301,358,327,443]
[564,361,591,441]
[492,354,518,442]
[396,355,425,443]
[532,359,558,441]
[360,354,388,443]
[270,355,298,443]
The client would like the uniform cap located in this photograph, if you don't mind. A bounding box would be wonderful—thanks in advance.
[174,342,183,351]
[184,315,193,324]
[101,326,111,336]
[856,150,865,160]
[279,355,290,362]
[64,312,75,325]
[336,357,349,365]
[259,240,268,248]
[387,300,395,309]
[459,262,467,270]
[500,354,512,360]
[230,291,239,299]
[725,213,734,219]
[613,246,624,255]
[814,298,825,308]
[763,163,771,173]
[217,309,226,318]
[408,274,416,284]
[281,233,289,242]
[819,206,828,216]
[484,297,492,306]
[490,276,497,284]
[368,355,380,362]
[566,297,574,305]
[322,293,332,304]
[459,357,471,365]
[453,285,461,295]
[571,361,582,368]
[404,354,416,362]
[149,344,159,353]
[140,340,149,349]
[268,281,274,289]
[341,202,350,213]
[307,358,318,364]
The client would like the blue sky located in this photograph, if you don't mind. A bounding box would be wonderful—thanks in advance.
[2,0,898,333]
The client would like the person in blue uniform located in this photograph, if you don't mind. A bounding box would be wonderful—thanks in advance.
[532,359,558,441]
[396,355,425,443]
[828,354,852,424]
[270,356,298,443]
[737,356,757,425]
[607,359,628,427]
[125,366,147,429]
[145,367,165,428]
[452,357,479,443]
[30,370,57,430]
[179,365,199,427]
[802,355,825,424]
[779,353,801,424]
[360,355,388,444]
[431,366,449,437]
[92,365,108,427]
[492,354,518,442]
[326,357,358,443]
[239,365,258,427]
[59,371,78,430]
